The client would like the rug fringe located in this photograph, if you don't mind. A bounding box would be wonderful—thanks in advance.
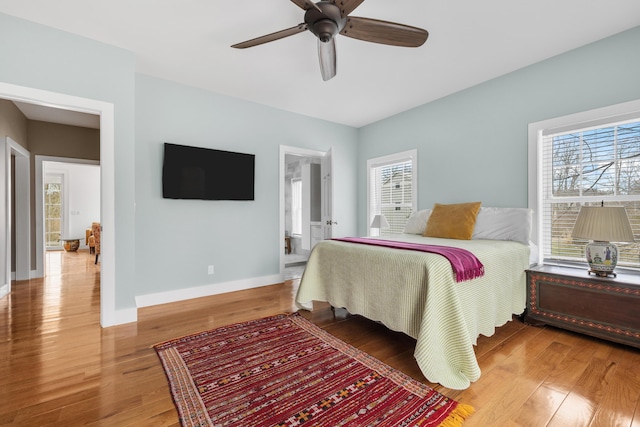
[440,403,474,427]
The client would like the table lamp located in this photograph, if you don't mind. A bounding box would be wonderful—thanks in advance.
[370,214,390,236]
[571,204,635,277]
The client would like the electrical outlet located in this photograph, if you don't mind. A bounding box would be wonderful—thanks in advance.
[208,265,214,275]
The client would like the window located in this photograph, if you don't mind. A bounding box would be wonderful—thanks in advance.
[367,150,417,235]
[291,178,302,235]
[529,101,640,270]
[45,179,63,249]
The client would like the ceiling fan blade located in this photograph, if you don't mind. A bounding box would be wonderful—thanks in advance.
[231,24,308,49]
[290,0,322,12]
[340,16,428,47]
[331,0,365,17]
[318,38,337,81]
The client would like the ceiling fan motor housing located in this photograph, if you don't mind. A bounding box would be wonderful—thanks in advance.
[305,1,347,43]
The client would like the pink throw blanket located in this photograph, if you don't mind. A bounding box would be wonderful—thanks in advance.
[332,237,485,282]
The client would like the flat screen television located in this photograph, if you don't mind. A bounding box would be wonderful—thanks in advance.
[162,142,255,200]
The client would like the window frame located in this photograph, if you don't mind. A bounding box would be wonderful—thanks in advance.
[291,178,302,236]
[44,172,66,250]
[528,99,640,268]
[367,149,418,236]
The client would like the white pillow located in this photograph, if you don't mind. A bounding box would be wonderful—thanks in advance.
[472,207,532,245]
[403,209,432,234]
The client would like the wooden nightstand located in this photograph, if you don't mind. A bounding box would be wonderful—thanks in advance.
[525,264,640,349]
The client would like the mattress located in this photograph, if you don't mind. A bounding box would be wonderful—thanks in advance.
[295,234,530,389]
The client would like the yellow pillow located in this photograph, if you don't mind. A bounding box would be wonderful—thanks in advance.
[424,202,482,240]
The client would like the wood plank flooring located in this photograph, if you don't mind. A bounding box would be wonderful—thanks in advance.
[1,250,640,426]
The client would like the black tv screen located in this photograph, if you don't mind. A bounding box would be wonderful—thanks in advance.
[162,143,255,200]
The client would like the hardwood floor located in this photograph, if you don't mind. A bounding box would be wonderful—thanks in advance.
[1,250,640,426]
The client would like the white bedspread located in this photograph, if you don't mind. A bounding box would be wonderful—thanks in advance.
[295,234,530,390]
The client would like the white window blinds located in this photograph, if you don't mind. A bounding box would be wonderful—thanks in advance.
[367,150,417,235]
[541,119,640,268]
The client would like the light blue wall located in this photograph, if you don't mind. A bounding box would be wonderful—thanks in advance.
[0,13,138,310]
[134,75,358,295]
[3,9,638,314]
[0,12,357,313]
[357,26,640,236]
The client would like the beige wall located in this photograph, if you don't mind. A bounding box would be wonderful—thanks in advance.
[0,100,28,272]
[0,99,28,148]
[27,120,99,160]
[0,100,100,272]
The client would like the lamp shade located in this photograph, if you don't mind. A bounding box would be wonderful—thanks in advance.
[571,206,635,242]
[370,214,390,229]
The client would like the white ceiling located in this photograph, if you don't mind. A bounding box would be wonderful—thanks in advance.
[1,0,640,128]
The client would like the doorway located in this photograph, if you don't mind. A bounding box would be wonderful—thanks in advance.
[279,145,333,281]
[0,82,118,326]
[41,160,101,253]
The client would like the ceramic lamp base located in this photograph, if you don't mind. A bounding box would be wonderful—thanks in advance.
[63,239,80,252]
[585,240,618,277]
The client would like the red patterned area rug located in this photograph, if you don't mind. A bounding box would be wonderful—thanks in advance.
[154,313,473,427]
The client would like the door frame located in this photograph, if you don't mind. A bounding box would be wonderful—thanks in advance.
[0,82,117,327]
[2,137,30,298]
[279,145,332,277]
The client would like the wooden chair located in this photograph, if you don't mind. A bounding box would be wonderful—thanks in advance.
[89,222,101,264]
[86,228,95,254]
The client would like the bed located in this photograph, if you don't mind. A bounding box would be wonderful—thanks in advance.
[295,204,533,390]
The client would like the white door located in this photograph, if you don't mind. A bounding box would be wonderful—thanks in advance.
[321,148,334,240]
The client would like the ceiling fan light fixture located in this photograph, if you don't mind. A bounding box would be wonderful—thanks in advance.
[313,18,339,42]
[318,38,336,80]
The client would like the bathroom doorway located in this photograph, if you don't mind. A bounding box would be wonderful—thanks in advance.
[280,146,333,281]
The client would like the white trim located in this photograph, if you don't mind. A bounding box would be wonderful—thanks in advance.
[42,170,67,250]
[291,178,302,235]
[135,274,282,308]
[1,138,6,290]
[111,308,138,325]
[528,98,640,265]
[4,137,31,287]
[9,139,30,281]
[0,82,118,327]
[367,149,418,169]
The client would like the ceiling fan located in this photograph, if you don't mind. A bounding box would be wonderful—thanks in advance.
[231,0,429,81]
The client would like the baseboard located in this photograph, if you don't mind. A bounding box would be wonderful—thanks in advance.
[101,307,138,327]
[0,283,8,299]
[135,274,283,308]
